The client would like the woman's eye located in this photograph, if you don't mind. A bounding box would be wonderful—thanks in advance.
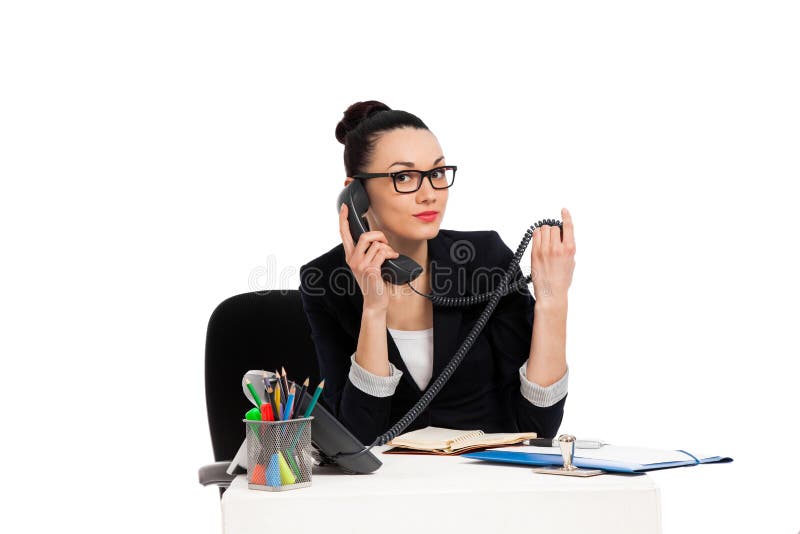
[396,174,411,182]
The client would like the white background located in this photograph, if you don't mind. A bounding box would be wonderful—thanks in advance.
[1,1,798,533]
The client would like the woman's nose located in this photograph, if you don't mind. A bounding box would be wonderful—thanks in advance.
[416,176,437,200]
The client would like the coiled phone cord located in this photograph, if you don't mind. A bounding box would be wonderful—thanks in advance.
[331,219,562,462]
[406,219,562,307]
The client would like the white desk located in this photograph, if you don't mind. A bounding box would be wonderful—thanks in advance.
[221,445,662,534]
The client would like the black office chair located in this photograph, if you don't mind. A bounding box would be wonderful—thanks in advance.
[197,289,320,495]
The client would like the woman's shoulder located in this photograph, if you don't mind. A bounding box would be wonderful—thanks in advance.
[300,242,345,274]
[299,242,350,298]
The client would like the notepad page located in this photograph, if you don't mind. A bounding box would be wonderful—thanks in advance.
[490,444,696,465]
[454,432,538,451]
[389,426,483,449]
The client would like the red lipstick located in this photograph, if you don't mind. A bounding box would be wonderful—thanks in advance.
[413,211,439,222]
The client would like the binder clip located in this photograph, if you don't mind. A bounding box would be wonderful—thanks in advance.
[533,434,605,477]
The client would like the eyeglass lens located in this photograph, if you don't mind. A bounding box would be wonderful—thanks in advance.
[393,168,455,192]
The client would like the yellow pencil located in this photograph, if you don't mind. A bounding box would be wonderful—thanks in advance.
[274,382,281,417]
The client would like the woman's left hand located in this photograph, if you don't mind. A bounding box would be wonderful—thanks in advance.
[530,207,576,302]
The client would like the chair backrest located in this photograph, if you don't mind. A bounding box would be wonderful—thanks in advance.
[204,289,320,462]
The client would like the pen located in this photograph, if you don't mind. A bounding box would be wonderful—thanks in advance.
[528,438,608,448]
[292,377,309,419]
[275,369,287,401]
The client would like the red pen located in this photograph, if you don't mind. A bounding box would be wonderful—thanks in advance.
[260,402,274,422]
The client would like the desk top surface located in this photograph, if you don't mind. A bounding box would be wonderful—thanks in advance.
[223,445,659,502]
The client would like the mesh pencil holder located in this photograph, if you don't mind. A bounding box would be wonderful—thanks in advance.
[243,417,315,491]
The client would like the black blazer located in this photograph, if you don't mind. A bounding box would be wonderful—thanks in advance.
[298,228,566,446]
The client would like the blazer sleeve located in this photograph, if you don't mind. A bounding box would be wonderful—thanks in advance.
[298,263,397,446]
[483,231,567,438]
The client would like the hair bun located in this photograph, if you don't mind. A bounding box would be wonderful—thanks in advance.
[335,100,392,144]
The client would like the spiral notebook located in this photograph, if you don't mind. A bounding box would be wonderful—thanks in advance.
[384,426,537,455]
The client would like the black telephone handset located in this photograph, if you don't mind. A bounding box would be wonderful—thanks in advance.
[337,179,423,285]
[335,178,563,454]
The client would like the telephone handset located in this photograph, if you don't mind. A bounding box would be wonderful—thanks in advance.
[337,179,424,285]
[335,178,563,456]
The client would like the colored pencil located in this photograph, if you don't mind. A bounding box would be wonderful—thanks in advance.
[261,371,276,391]
[266,385,280,421]
[273,386,283,420]
[244,378,262,407]
[281,367,290,402]
[288,378,324,451]
[303,380,325,418]
[282,385,296,421]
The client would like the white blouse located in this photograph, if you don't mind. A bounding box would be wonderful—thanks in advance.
[387,327,434,390]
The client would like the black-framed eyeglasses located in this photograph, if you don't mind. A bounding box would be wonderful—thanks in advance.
[352,165,457,194]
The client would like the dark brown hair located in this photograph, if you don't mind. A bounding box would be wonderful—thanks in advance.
[335,100,428,177]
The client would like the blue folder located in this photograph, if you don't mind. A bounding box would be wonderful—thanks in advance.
[462,448,733,474]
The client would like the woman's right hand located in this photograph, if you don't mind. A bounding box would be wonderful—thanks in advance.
[339,203,400,313]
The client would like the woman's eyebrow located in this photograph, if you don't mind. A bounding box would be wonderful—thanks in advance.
[387,156,445,170]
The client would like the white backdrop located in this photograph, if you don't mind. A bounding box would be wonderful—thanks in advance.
[2,1,798,533]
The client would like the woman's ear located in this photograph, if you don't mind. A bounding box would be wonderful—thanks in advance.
[344,177,355,187]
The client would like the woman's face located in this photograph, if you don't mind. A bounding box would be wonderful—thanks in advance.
[345,127,449,244]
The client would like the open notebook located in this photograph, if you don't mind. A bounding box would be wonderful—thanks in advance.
[385,426,537,455]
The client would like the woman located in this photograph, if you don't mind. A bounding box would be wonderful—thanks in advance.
[299,100,575,446]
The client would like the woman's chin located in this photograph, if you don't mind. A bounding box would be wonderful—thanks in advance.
[418,224,442,240]
[392,226,440,242]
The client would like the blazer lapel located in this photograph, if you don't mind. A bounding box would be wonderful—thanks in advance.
[427,231,464,386]
[341,231,464,394]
